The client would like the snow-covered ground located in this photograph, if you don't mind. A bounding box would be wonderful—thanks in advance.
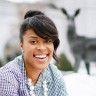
[63,63,96,96]
[64,73,96,96]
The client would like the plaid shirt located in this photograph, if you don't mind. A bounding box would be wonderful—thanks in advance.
[0,55,68,96]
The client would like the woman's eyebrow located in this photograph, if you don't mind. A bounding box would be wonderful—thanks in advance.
[29,36,38,39]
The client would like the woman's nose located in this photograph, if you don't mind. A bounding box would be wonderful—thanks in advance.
[36,43,46,51]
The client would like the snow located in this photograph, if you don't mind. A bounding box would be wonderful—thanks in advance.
[64,73,96,96]
[63,63,96,96]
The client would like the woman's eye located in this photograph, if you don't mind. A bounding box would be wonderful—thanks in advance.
[30,41,37,44]
[47,39,53,43]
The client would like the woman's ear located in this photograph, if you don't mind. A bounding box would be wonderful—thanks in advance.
[20,42,24,54]
[20,42,23,50]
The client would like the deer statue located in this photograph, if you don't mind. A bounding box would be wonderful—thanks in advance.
[49,4,96,74]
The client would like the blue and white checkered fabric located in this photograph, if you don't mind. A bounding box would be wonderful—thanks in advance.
[0,55,68,96]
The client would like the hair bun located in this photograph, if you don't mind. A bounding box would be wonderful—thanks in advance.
[24,10,44,19]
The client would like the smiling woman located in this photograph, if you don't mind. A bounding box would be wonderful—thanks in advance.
[0,10,68,96]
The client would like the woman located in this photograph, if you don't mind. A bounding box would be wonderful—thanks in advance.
[0,10,68,96]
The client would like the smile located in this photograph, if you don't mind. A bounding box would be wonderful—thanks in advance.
[33,54,48,62]
[35,54,47,58]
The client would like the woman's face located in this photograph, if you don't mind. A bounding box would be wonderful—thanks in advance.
[20,29,54,71]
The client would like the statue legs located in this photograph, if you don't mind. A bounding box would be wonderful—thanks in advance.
[85,62,90,75]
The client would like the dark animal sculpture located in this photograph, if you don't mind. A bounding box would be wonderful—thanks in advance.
[49,4,96,74]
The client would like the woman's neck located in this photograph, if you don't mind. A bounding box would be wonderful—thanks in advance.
[25,64,42,85]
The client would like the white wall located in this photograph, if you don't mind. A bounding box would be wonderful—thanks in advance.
[0,1,19,58]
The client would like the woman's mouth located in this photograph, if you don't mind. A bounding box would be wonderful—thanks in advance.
[33,54,48,62]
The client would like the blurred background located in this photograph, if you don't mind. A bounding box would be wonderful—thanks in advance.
[1,0,96,73]
[0,0,96,95]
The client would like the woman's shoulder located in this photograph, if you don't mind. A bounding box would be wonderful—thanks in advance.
[49,64,62,77]
[0,56,23,95]
[48,64,68,96]
[48,64,65,84]
[0,55,22,80]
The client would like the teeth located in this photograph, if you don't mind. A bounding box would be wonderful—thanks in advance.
[35,55,47,58]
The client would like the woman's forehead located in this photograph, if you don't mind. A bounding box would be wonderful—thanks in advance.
[24,29,52,40]
[23,30,44,40]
